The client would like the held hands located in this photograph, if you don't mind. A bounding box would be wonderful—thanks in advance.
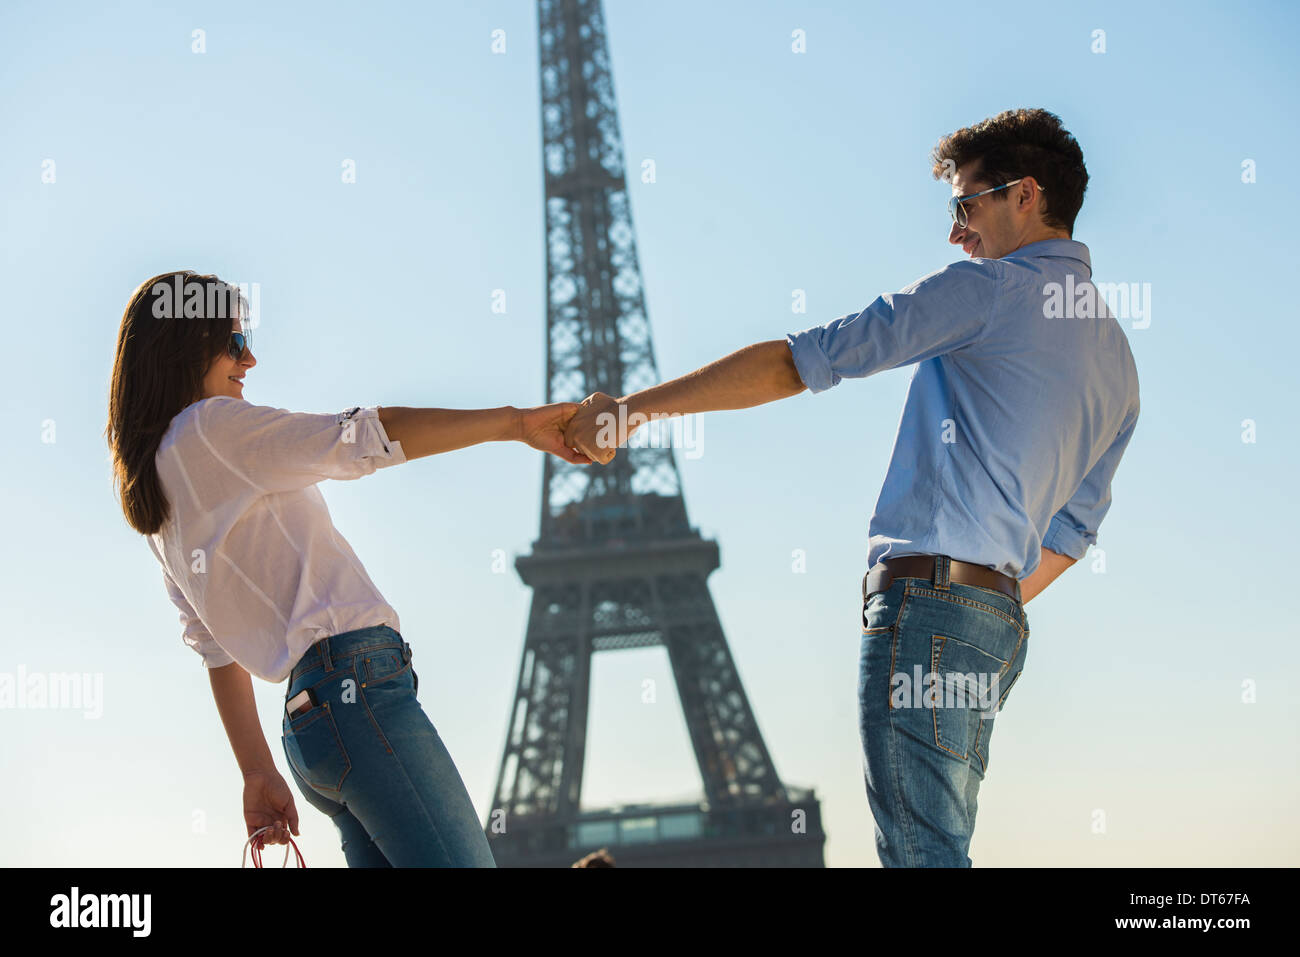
[562,392,635,465]
[243,769,299,850]
[517,402,594,465]
[517,393,638,466]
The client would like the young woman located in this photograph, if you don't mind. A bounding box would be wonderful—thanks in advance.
[106,270,590,866]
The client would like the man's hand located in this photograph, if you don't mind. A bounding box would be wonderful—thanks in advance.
[563,392,633,465]
[243,769,299,849]
[518,402,594,465]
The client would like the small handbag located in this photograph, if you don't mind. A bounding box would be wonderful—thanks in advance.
[241,826,306,868]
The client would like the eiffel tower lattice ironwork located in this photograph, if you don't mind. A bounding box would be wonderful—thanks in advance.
[486,0,825,867]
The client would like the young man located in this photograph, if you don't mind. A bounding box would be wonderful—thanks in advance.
[562,108,1140,867]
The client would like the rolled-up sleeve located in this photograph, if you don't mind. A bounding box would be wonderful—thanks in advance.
[193,398,408,495]
[785,258,1001,393]
[161,565,235,670]
[1043,405,1140,560]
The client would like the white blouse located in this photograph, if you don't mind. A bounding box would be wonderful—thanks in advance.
[146,396,408,682]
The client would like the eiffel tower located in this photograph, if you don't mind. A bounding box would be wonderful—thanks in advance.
[486,0,825,867]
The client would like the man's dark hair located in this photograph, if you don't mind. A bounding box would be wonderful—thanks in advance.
[930,108,1088,234]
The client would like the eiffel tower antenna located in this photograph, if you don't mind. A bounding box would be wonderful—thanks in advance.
[486,0,825,867]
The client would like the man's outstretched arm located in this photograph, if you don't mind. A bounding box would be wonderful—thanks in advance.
[563,339,806,462]
[623,340,807,416]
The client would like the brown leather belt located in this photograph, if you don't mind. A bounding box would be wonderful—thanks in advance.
[863,554,1021,602]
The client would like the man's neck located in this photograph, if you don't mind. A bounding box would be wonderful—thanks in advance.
[1010,227,1072,254]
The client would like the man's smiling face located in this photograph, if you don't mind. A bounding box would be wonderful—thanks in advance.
[946,159,1064,260]
[948,162,1015,260]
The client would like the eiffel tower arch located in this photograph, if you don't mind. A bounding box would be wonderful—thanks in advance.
[486,0,825,867]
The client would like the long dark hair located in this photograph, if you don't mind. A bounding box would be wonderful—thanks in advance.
[106,270,246,535]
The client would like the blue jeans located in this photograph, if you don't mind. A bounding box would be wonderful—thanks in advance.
[280,625,496,867]
[859,557,1029,867]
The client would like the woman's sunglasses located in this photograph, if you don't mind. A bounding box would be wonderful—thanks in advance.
[228,331,250,361]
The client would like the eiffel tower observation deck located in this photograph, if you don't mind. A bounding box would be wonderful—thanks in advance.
[486,0,825,867]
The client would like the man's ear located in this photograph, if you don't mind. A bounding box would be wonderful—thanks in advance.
[1017,177,1043,218]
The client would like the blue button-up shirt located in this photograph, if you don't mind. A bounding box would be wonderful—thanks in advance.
[786,238,1140,580]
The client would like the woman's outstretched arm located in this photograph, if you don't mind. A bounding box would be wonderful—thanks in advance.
[377,403,591,465]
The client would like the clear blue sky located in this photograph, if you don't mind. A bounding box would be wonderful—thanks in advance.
[2,0,1296,867]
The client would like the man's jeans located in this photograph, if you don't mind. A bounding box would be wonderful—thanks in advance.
[859,556,1029,867]
[281,625,496,867]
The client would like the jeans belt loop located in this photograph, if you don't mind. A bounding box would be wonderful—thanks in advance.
[402,640,412,664]
[934,554,950,591]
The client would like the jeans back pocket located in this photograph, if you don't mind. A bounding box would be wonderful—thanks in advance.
[928,634,1010,762]
[282,701,351,793]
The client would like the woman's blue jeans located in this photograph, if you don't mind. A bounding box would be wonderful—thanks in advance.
[859,557,1030,867]
[280,624,496,867]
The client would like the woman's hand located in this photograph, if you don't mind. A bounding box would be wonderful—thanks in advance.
[243,769,300,849]
[517,402,594,465]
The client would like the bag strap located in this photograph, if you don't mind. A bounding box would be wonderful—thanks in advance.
[241,826,306,868]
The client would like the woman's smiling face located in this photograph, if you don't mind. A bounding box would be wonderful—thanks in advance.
[200,316,256,400]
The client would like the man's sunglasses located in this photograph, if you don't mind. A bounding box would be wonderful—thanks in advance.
[228,331,250,361]
[947,178,1043,228]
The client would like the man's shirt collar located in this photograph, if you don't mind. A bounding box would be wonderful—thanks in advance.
[998,238,1091,276]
